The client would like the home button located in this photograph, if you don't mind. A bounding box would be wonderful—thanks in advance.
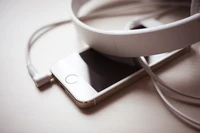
[65,74,79,84]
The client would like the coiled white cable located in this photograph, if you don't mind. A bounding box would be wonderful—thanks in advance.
[137,57,200,127]
[137,57,200,100]
[26,20,72,87]
[124,7,200,100]
[124,7,200,128]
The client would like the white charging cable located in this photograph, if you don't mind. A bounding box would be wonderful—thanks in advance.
[123,7,200,128]
[26,20,72,87]
[124,7,200,100]
[137,57,200,127]
[138,56,200,100]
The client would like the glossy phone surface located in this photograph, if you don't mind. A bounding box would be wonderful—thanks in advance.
[51,48,187,108]
[71,49,142,92]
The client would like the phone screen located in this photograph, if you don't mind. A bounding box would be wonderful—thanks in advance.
[67,49,142,92]
[65,48,175,92]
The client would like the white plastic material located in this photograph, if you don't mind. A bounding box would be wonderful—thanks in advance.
[33,73,52,87]
[69,0,200,57]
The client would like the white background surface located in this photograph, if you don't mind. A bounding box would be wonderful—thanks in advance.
[0,0,200,133]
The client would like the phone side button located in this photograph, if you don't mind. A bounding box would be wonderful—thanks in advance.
[65,74,79,84]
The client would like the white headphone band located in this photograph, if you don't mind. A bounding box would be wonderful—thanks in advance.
[70,0,200,57]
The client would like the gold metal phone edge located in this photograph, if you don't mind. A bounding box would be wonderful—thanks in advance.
[53,48,189,109]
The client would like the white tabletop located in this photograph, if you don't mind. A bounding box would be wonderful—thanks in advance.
[0,0,200,133]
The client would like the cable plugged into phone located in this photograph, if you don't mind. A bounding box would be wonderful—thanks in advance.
[25,19,71,87]
[27,63,53,87]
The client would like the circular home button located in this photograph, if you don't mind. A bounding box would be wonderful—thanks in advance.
[65,74,79,84]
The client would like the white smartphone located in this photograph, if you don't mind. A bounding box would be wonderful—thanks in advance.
[50,47,188,108]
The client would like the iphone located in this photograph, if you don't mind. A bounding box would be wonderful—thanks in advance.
[50,47,188,108]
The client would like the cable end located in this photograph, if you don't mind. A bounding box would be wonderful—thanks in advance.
[33,73,53,87]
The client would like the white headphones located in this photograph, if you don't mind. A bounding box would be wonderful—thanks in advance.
[69,0,200,57]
